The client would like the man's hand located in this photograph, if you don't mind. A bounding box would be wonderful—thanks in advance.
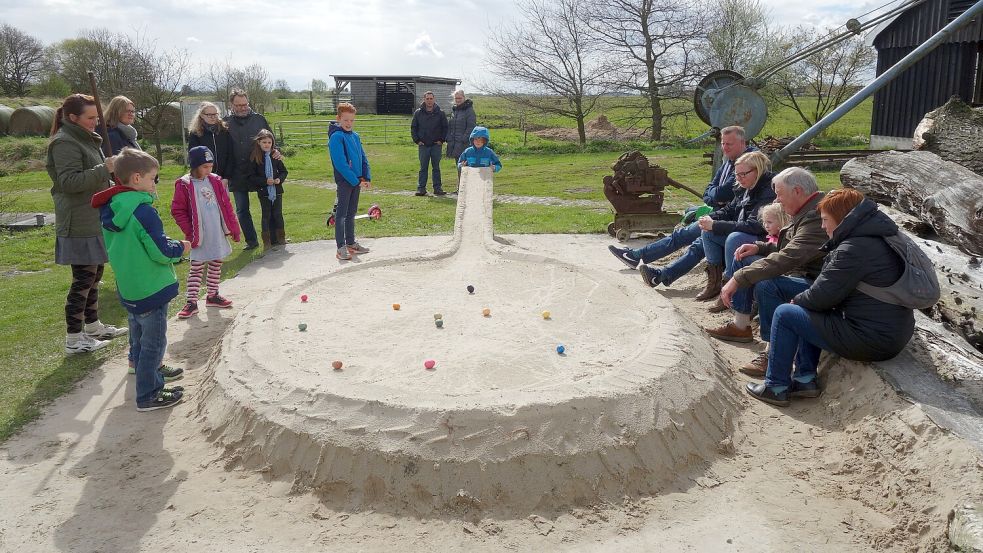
[697,215,714,232]
[720,278,738,308]
[360,179,371,190]
[266,178,274,185]
[418,141,425,146]
[271,149,284,161]
[734,243,759,261]
[181,240,192,255]
[435,140,442,145]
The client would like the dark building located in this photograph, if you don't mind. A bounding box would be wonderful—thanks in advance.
[869,0,983,149]
[331,75,461,115]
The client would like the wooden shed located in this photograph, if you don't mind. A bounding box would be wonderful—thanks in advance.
[8,106,56,136]
[868,0,983,149]
[331,75,461,115]
[0,105,13,135]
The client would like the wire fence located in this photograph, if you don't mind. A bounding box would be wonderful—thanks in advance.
[274,116,412,147]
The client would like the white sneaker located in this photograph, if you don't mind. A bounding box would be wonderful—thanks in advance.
[84,320,128,340]
[65,333,110,354]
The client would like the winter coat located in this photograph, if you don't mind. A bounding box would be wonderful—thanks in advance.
[246,155,289,195]
[171,173,241,249]
[702,145,758,208]
[224,110,272,192]
[410,103,448,146]
[794,199,914,361]
[457,127,501,172]
[708,171,776,237]
[733,192,828,287]
[328,122,371,187]
[188,126,236,179]
[107,125,139,154]
[446,99,476,160]
[47,120,112,238]
[92,186,184,314]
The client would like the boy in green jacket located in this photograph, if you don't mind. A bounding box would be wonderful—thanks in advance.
[91,148,190,411]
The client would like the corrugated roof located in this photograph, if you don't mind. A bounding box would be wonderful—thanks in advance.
[331,75,461,83]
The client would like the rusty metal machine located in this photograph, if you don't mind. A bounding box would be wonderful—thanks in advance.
[604,151,703,242]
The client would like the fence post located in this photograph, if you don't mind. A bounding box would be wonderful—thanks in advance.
[278,123,284,146]
[309,90,314,115]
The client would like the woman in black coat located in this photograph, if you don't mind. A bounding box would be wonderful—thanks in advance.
[187,101,235,184]
[746,188,915,407]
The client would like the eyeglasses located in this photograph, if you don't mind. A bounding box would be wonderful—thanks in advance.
[124,109,136,114]
[736,169,756,178]
[202,112,219,117]
[232,103,249,109]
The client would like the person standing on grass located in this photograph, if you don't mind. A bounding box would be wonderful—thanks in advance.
[91,148,189,411]
[245,129,288,250]
[445,89,476,187]
[411,91,448,196]
[188,101,235,186]
[105,96,140,154]
[225,88,280,250]
[47,93,129,354]
[328,102,372,260]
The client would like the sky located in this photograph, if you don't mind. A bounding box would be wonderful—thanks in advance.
[0,0,887,92]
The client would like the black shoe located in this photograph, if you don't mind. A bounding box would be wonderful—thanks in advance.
[137,389,183,412]
[639,264,664,287]
[163,385,185,393]
[415,191,427,197]
[790,379,821,398]
[159,365,184,382]
[244,242,259,250]
[608,245,640,270]
[745,382,790,407]
[434,189,447,196]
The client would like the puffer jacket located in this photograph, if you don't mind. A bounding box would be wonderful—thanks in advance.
[410,102,448,146]
[225,110,272,192]
[47,120,112,238]
[446,99,476,160]
[171,173,241,248]
[708,171,776,237]
[794,198,914,361]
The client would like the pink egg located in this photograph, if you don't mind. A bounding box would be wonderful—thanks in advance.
[301,294,309,302]
[424,359,436,370]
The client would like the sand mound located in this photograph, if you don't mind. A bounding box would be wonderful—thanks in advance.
[195,168,741,514]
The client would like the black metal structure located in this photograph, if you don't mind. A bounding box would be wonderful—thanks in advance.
[870,0,983,144]
[376,81,416,115]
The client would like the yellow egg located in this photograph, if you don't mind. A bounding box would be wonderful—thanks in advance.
[542,310,551,319]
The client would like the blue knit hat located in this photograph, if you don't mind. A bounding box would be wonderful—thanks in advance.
[188,146,214,170]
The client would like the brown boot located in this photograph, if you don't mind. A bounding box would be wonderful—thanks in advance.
[739,351,769,377]
[695,264,723,301]
[708,297,728,313]
[705,322,754,343]
[261,231,272,250]
[275,229,287,246]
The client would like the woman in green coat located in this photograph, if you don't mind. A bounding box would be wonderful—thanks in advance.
[46,93,128,354]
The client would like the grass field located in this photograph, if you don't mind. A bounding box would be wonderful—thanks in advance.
[0,90,862,441]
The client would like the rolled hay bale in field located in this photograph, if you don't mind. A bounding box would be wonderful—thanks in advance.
[0,105,14,135]
[8,106,55,136]
[136,102,183,140]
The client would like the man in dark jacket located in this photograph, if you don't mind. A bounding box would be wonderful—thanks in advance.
[224,88,275,250]
[411,91,449,196]
[714,167,829,375]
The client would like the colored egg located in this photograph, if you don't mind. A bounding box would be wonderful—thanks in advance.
[434,313,443,320]
[332,360,343,370]
[301,294,308,302]
[424,359,436,370]
[435,319,444,328]
[482,308,491,317]
[393,303,401,310]
[467,285,475,294]
[298,323,307,331]
[542,310,551,319]
[556,345,565,354]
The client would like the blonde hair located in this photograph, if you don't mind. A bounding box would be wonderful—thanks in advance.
[105,95,134,127]
[188,101,228,136]
[759,202,789,232]
[735,151,770,177]
[115,147,159,184]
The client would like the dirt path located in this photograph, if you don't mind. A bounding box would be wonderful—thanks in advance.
[0,234,980,552]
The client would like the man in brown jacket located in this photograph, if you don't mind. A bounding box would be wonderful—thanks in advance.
[708,167,828,376]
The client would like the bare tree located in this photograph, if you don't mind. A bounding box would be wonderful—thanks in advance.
[698,0,771,76]
[589,0,709,141]
[764,26,876,130]
[311,78,327,95]
[130,40,194,163]
[53,29,137,94]
[485,0,606,145]
[0,24,46,96]
[273,79,290,96]
[204,60,274,113]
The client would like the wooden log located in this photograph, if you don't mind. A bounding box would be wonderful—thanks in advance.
[912,97,983,176]
[840,150,983,256]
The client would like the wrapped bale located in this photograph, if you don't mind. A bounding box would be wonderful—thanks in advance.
[0,105,13,135]
[8,106,56,136]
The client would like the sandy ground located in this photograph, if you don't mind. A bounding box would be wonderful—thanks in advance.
[2,230,982,552]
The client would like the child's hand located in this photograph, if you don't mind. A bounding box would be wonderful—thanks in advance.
[221,178,229,188]
[360,180,371,189]
[460,160,468,166]
[181,240,191,255]
[273,179,280,185]
[266,178,274,185]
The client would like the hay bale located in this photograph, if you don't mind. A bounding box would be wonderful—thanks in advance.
[0,105,13,135]
[137,102,183,140]
[8,106,56,136]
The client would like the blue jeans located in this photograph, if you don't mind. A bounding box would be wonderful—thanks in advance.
[335,183,361,249]
[233,189,258,246]
[765,303,831,389]
[128,303,168,405]
[754,275,812,341]
[729,254,763,315]
[633,222,701,264]
[703,231,759,275]
[417,144,443,191]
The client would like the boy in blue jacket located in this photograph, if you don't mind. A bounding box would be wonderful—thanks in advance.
[328,102,371,260]
[457,127,502,173]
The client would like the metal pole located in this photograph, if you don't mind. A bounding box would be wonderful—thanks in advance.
[772,0,983,166]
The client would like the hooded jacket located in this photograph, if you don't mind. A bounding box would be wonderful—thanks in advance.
[171,173,241,248]
[107,124,139,154]
[793,198,914,361]
[224,110,272,192]
[702,145,758,208]
[47,120,112,238]
[410,102,448,146]
[188,125,236,179]
[328,122,371,187]
[707,171,776,237]
[446,98,476,159]
[457,127,501,172]
[91,186,184,314]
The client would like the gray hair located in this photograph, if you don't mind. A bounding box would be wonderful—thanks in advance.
[721,125,746,142]
[452,88,465,98]
[774,167,819,195]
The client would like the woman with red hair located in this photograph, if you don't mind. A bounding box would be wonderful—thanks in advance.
[746,188,917,407]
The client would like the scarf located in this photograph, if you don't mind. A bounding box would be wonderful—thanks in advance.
[117,123,139,148]
[264,152,276,201]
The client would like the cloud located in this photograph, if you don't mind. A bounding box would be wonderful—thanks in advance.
[186,36,201,43]
[405,32,444,58]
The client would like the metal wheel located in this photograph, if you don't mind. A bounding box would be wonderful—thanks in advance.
[615,228,630,242]
[607,222,617,237]
[693,70,745,126]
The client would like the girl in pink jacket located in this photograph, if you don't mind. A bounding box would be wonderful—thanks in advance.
[171,146,241,319]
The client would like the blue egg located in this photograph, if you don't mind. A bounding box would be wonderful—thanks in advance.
[556,345,565,354]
